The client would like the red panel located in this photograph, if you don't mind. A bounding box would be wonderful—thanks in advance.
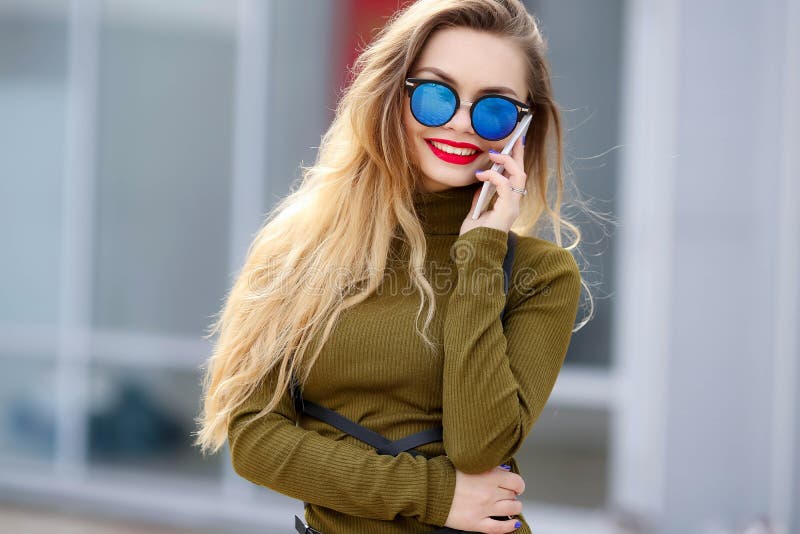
[330,0,411,107]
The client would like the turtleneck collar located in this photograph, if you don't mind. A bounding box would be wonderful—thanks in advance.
[412,182,482,236]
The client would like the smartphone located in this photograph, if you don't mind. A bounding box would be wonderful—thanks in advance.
[471,113,533,220]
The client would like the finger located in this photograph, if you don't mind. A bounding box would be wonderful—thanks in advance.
[487,147,526,188]
[475,169,513,198]
[492,498,523,517]
[498,472,526,496]
[477,516,522,534]
[475,170,523,216]
[486,151,521,180]
[495,487,518,500]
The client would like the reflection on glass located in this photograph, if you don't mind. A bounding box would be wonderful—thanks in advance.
[88,363,220,479]
[0,10,66,325]
[517,405,609,508]
[528,0,623,368]
[92,18,234,336]
[0,355,56,465]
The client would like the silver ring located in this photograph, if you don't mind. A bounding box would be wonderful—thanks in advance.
[510,186,528,196]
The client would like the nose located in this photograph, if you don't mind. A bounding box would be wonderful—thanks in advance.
[445,101,474,134]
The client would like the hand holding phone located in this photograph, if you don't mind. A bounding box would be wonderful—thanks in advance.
[471,114,532,220]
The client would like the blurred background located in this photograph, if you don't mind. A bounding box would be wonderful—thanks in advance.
[0,0,797,533]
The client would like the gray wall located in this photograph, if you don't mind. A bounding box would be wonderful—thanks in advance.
[265,1,336,203]
[661,0,797,531]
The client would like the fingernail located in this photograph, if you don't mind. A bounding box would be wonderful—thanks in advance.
[489,149,498,154]
[522,135,526,146]
[500,464,511,470]
[474,170,481,175]
[515,521,521,528]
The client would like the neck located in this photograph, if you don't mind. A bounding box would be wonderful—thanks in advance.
[412,182,481,235]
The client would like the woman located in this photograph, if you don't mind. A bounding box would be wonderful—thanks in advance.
[194,0,591,533]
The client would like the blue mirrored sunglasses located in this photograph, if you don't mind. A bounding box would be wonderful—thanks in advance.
[404,77,532,142]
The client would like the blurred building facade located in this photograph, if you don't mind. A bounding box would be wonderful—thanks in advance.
[0,1,797,533]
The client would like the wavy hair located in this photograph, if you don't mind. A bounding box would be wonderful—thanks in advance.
[194,0,596,455]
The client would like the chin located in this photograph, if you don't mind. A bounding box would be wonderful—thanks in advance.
[410,136,488,191]
[420,160,483,190]
[419,168,481,192]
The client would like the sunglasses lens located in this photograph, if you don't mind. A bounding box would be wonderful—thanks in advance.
[473,97,519,141]
[410,82,457,127]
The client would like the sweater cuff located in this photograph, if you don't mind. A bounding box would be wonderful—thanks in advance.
[424,456,456,527]
[451,227,508,268]
[450,227,508,297]
[455,226,509,248]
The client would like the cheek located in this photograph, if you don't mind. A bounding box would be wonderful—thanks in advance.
[402,105,418,137]
[402,108,423,157]
[488,140,506,152]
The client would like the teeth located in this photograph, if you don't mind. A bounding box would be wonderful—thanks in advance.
[430,140,477,156]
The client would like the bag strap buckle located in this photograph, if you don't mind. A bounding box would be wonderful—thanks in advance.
[294,515,322,534]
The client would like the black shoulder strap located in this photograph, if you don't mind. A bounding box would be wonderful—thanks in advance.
[500,230,518,323]
[292,392,441,457]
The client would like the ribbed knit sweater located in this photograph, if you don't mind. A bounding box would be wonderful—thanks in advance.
[227,182,582,534]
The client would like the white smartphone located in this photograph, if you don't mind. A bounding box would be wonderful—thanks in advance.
[471,113,533,220]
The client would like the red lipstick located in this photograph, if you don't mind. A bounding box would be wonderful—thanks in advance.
[425,138,482,165]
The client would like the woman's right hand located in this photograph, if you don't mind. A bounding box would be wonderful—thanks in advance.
[444,465,525,533]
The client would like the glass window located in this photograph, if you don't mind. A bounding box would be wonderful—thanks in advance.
[87,362,221,480]
[264,1,336,202]
[0,6,67,325]
[92,13,236,336]
[527,0,622,368]
[0,355,57,466]
[517,0,623,512]
[517,405,609,508]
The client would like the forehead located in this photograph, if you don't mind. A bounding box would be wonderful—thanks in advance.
[412,26,528,99]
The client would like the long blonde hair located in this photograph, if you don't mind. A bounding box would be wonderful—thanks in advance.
[194,0,594,456]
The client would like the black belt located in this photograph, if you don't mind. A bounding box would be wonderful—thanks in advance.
[294,514,472,534]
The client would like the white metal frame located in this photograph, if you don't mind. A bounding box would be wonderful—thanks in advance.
[223,0,271,501]
[609,0,680,524]
[55,0,100,480]
[769,0,800,532]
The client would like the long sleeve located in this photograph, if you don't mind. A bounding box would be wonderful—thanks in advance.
[441,225,582,474]
[227,369,457,525]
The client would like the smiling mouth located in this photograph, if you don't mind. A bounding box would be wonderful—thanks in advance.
[425,139,482,165]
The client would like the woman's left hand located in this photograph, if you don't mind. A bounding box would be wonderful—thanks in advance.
[460,135,527,236]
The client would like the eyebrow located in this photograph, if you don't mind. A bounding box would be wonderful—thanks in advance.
[412,66,522,99]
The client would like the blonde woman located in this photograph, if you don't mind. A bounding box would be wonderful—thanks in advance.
[195,1,591,532]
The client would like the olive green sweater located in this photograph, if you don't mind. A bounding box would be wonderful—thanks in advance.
[227,182,582,534]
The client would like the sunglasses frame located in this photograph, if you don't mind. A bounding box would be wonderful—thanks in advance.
[404,77,532,141]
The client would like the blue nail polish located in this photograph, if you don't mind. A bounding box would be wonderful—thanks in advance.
[515,521,521,528]
[474,170,481,175]
[522,135,526,146]
[489,149,498,154]
[500,464,511,470]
